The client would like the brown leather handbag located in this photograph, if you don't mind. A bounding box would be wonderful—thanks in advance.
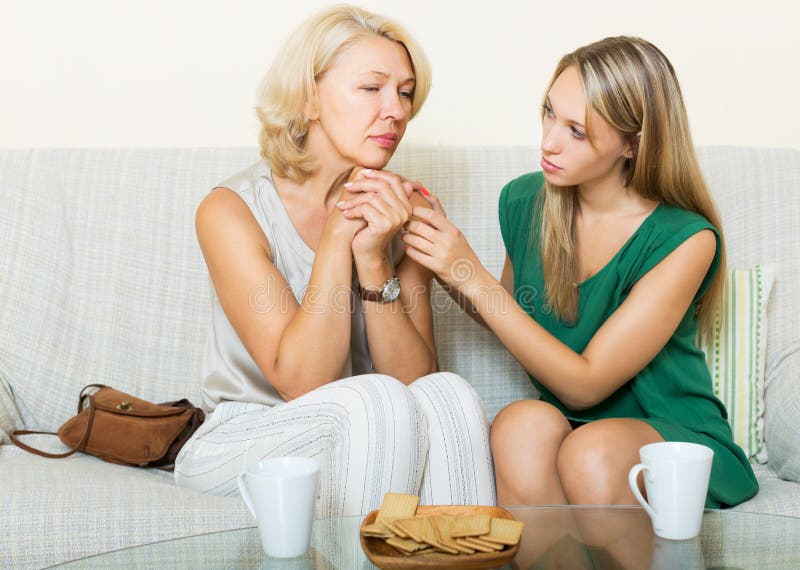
[10,384,205,470]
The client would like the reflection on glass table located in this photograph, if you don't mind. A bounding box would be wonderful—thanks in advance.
[54,506,800,569]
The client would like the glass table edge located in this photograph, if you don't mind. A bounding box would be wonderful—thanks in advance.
[50,504,800,567]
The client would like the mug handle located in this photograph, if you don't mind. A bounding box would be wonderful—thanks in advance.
[237,472,257,520]
[628,463,657,520]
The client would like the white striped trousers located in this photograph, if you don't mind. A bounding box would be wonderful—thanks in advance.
[174,372,496,517]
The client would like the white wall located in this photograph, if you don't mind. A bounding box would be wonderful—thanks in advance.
[2,0,798,149]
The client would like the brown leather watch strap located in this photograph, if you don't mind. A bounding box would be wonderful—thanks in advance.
[359,285,385,302]
[358,276,400,303]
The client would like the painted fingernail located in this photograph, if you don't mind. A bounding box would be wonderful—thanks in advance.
[336,200,346,208]
[362,169,373,175]
[419,185,431,197]
[344,182,353,188]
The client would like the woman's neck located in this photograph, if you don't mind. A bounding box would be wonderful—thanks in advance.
[272,161,353,212]
[576,165,651,218]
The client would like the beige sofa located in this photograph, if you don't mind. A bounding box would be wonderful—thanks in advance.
[1,145,799,568]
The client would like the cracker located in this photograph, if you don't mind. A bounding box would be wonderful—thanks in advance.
[451,513,491,537]
[381,517,409,538]
[406,546,434,557]
[468,536,505,550]
[431,515,474,554]
[360,522,394,538]
[419,516,460,555]
[467,536,505,550]
[395,516,426,542]
[376,493,419,523]
[484,517,525,546]
[386,536,427,554]
[456,537,497,553]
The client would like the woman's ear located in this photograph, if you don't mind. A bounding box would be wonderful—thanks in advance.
[624,132,642,159]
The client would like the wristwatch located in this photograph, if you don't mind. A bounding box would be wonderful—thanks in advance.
[359,277,401,303]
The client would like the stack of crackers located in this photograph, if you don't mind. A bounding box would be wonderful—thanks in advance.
[361,493,524,558]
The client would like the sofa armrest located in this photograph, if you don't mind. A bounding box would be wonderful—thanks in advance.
[764,348,800,482]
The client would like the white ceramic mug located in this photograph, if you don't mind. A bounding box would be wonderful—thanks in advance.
[628,442,713,540]
[237,456,320,558]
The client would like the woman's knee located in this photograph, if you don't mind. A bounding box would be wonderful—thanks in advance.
[409,371,489,433]
[490,401,572,475]
[332,373,423,434]
[491,401,571,503]
[335,373,405,393]
[410,372,484,413]
[491,400,572,447]
[330,374,411,410]
[557,420,655,504]
[412,371,475,395]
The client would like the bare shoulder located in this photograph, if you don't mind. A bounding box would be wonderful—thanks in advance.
[633,228,717,298]
[661,229,716,273]
[196,187,272,259]
[196,187,250,228]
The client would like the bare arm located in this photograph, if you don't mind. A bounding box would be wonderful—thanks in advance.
[196,187,361,401]
[404,206,716,410]
[356,193,439,383]
[338,172,438,382]
[436,278,489,328]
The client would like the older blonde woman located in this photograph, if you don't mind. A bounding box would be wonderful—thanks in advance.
[174,5,495,516]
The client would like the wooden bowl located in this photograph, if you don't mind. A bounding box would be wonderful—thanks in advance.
[359,505,519,570]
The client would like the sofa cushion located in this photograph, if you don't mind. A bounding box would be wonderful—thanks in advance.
[0,439,251,569]
[697,265,774,463]
[734,463,800,518]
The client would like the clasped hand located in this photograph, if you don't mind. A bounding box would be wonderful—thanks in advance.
[336,168,415,262]
[337,169,482,289]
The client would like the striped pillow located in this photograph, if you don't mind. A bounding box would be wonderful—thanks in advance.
[697,265,774,463]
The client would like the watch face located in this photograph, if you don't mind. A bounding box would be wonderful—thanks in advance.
[381,277,401,302]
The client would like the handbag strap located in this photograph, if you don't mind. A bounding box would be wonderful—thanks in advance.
[9,387,99,459]
[78,383,106,413]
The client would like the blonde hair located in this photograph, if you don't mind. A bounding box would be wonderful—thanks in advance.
[256,4,431,182]
[537,36,724,333]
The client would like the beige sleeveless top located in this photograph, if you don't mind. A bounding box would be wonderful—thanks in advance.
[200,160,405,411]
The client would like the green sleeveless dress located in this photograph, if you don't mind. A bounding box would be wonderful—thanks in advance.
[498,172,758,508]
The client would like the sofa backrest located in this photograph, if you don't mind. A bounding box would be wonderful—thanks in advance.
[1,146,798,432]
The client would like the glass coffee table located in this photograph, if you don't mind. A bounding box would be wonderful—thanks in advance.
[54,506,799,569]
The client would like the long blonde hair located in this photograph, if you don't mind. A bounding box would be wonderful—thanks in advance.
[256,4,431,182]
[538,36,724,333]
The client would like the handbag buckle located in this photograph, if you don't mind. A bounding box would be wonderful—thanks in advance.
[116,401,133,411]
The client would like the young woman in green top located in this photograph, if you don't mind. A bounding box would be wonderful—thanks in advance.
[396,36,758,509]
